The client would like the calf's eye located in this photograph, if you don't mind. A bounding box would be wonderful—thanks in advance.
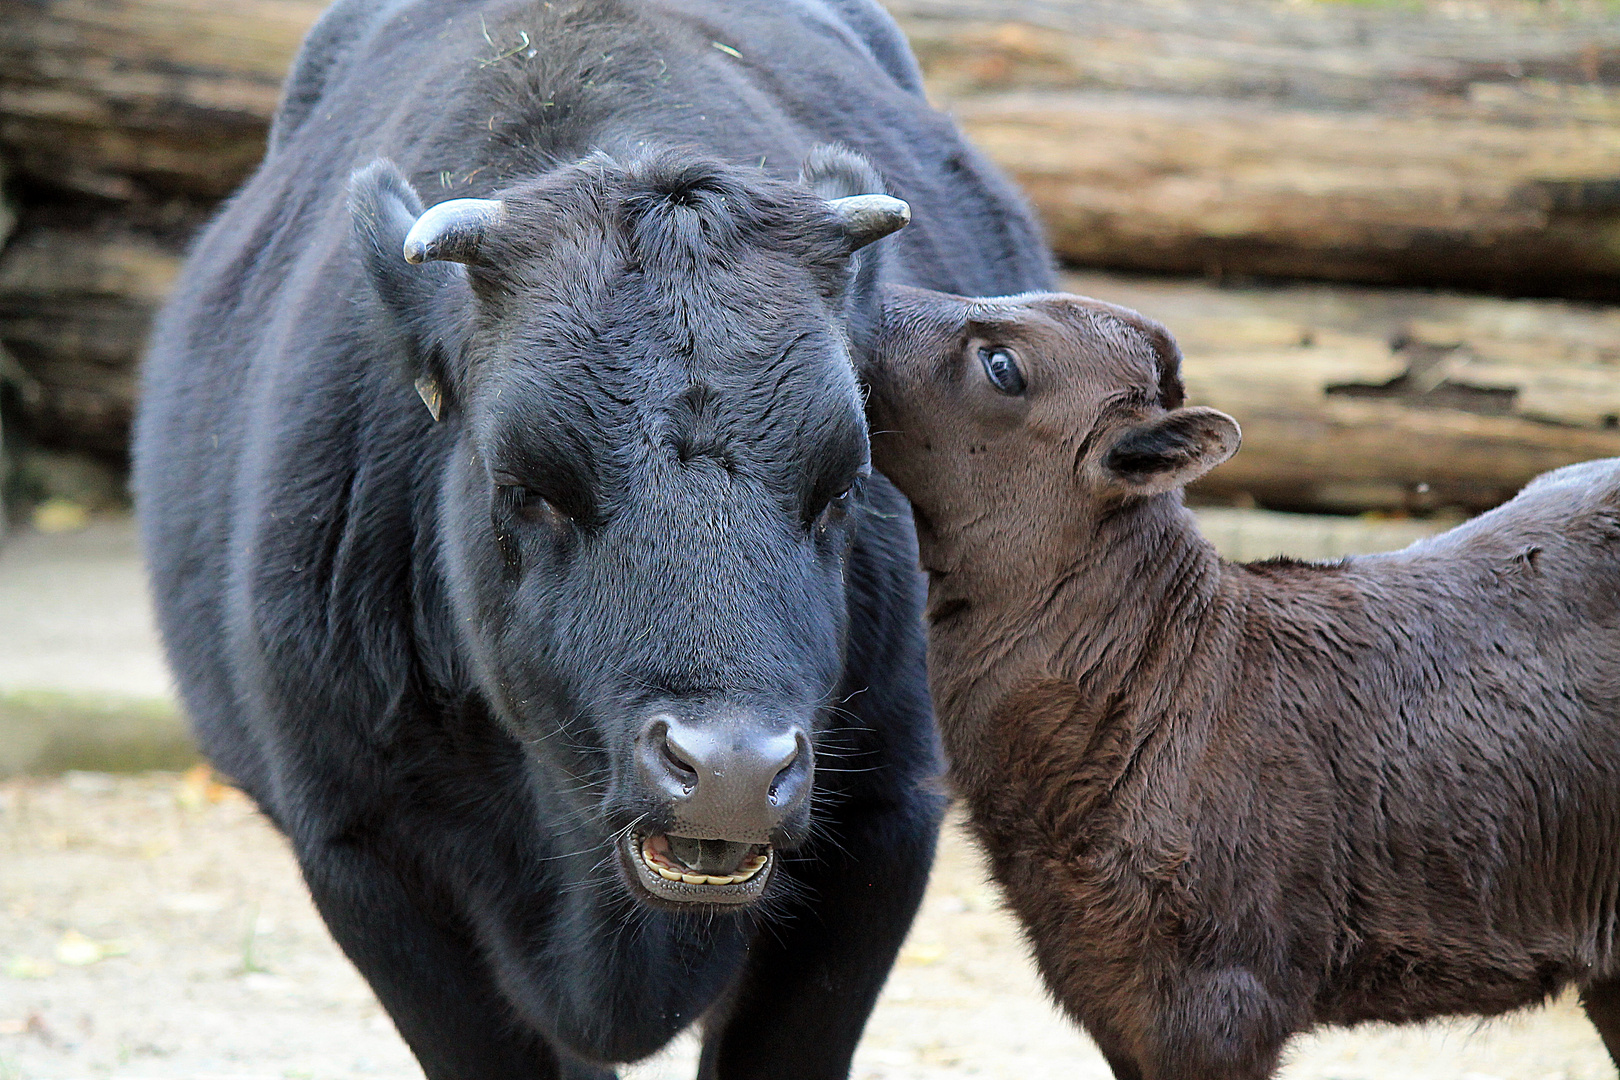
[979,347,1026,396]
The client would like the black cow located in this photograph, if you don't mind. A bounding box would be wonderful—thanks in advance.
[133,1,1051,1077]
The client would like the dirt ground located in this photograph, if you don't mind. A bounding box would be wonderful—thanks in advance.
[0,771,1614,1080]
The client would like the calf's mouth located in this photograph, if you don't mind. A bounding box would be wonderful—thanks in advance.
[622,831,773,905]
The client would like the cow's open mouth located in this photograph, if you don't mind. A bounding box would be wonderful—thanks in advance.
[622,832,773,905]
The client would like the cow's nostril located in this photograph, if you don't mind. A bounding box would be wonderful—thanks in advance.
[661,726,700,774]
[638,716,701,800]
[638,715,812,841]
[768,751,800,805]
[662,739,697,792]
[767,732,811,808]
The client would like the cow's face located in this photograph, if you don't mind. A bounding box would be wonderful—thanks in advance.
[351,151,907,908]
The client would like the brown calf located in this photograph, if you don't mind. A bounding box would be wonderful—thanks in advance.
[865,284,1620,1080]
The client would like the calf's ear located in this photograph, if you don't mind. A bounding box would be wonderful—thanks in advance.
[1101,407,1241,496]
[348,159,476,422]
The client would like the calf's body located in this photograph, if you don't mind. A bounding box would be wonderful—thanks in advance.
[865,286,1620,1079]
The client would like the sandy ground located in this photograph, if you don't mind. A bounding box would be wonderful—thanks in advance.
[0,526,171,703]
[0,771,1614,1080]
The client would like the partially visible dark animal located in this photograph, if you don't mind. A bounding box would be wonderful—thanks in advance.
[862,285,1620,1080]
[133,1,1052,1077]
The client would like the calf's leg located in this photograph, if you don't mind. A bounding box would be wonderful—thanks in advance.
[1144,967,1292,1080]
[1580,977,1620,1068]
[1084,1022,1145,1080]
[1099,1047,1146,1080]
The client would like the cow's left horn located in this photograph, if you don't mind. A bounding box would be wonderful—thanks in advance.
[827,194,911,250]
[402,198,506,265]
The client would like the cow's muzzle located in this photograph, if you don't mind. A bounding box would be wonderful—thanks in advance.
[626,712,812,905]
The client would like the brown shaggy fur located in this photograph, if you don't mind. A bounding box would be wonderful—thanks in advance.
[864,284,1620,1080]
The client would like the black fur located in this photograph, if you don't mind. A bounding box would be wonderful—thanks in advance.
[134,2,1052,1079]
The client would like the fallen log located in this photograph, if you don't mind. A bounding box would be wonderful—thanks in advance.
[884,0,1620,296]
[884,0,1620,110]
[959,91,1620,298]
[0,225,181,456]
[0,0,1618,506]
[2,0,1618,279]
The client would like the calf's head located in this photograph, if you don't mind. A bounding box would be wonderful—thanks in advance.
[864,286,1239,579]
[350,149,908,908]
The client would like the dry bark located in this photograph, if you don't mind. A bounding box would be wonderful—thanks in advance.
[958,92,1620,297]
[0,0,321,200]
[886,0,1620,297]
[0,225,180,456]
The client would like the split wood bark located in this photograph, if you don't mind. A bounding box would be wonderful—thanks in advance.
[0,0,322,200]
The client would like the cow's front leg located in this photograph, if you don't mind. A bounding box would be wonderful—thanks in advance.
[694,792,943,1080]
[296,833,617,1080]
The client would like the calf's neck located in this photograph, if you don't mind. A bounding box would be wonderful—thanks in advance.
[865,285,1620,1080]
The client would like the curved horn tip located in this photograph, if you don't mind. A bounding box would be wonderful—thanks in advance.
[828,194,912,249]
[401,198,506,266]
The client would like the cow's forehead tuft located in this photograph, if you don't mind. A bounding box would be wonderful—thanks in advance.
[484,149,852,294]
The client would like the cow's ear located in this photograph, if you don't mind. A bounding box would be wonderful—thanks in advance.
[801,144,884,202]
[1100,407,1240,496]
[349,160,474,421]
[800,145,902,363]
[802,145,909,252]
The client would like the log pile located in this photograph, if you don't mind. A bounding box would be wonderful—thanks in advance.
[0,0,1617,517]
[0,0,317,465]
[0,0,320,201]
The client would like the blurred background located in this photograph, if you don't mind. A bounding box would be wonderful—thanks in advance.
[1,0,1619,1076]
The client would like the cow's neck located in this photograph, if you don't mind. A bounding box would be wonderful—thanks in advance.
[918,493,1234,819]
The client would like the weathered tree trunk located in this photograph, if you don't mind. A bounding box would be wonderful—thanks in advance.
[2,0,1617,276]
[0,0,316,461]
[0,225,180,457]
[0,0,321,200]
[959,92,1620,299]
[887,0,1620,299]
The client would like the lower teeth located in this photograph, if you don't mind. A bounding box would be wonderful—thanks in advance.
[640,840,768,886]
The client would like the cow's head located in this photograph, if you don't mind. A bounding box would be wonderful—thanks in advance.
[349,148,908,908]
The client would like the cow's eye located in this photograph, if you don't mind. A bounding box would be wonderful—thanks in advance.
[979,346,1026,396]
[813,475,864,536]
[501,485,571,528]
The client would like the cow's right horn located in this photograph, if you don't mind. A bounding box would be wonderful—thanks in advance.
[826,194,911,251]
[403,198,506,265]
